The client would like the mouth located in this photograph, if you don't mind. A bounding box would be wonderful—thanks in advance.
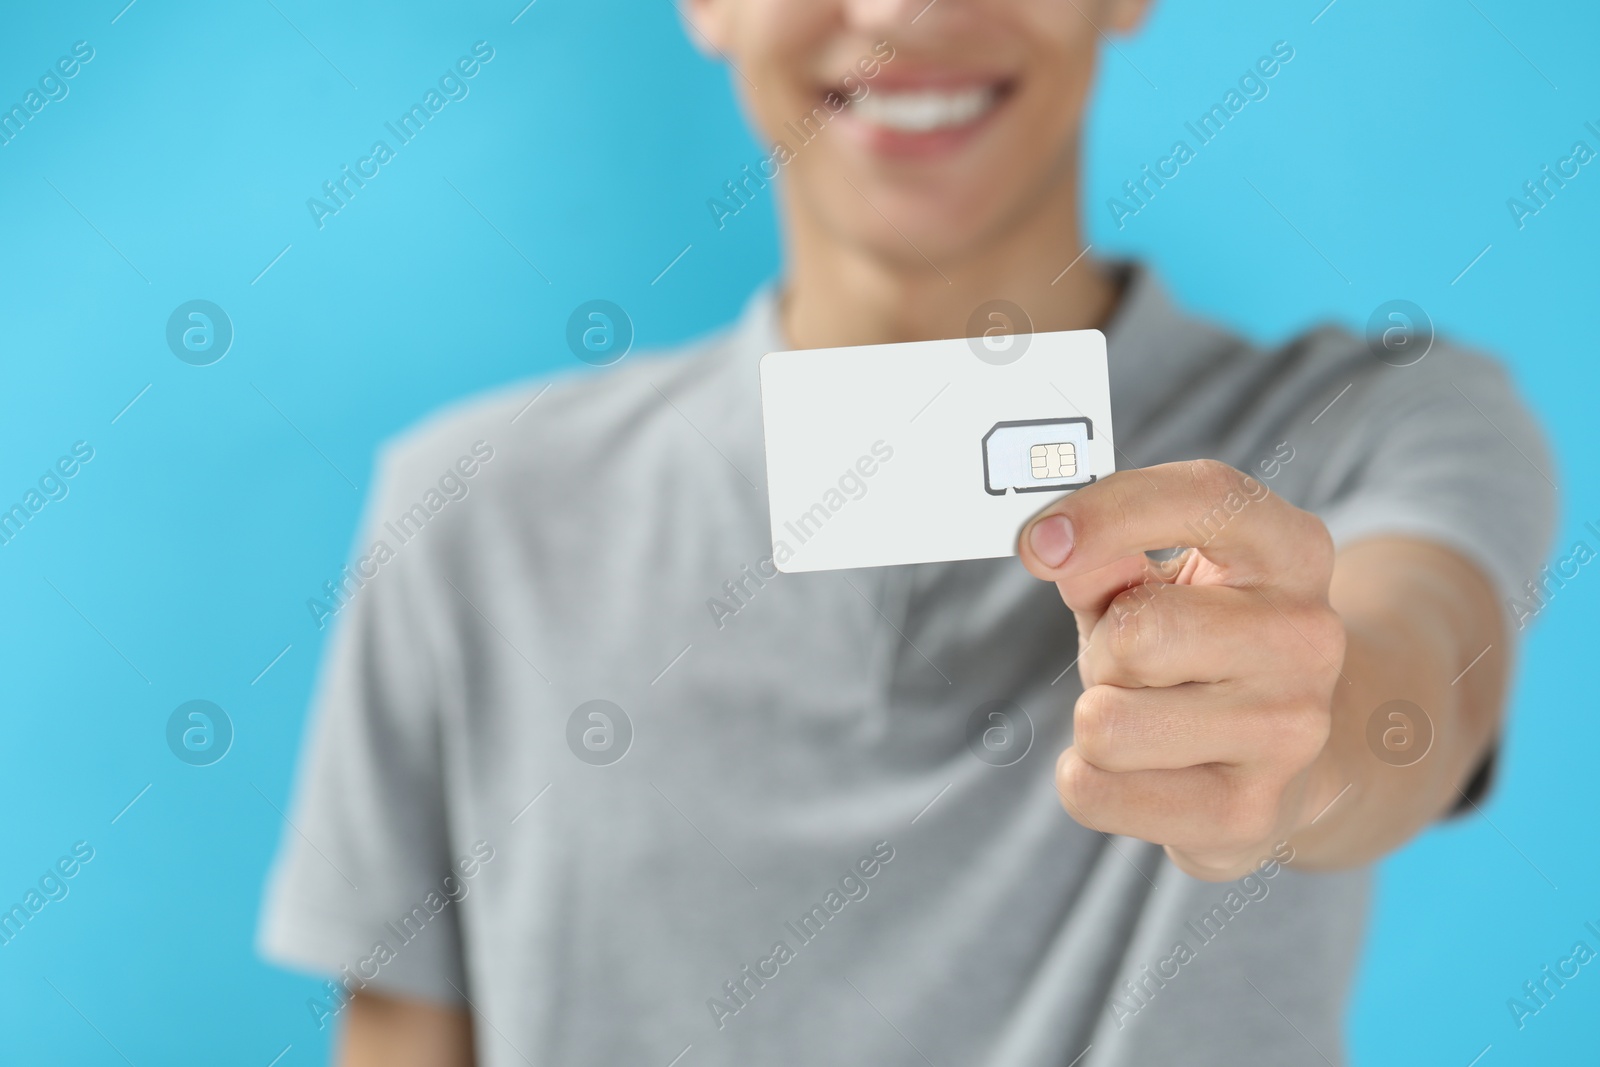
[827,75,1016,160]
[852,83,1005,132]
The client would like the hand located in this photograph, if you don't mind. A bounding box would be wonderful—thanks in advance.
[1017,460,1348,881]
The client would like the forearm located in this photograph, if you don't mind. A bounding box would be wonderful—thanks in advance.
[1287,537,1509,870]
[337,990,475,1067]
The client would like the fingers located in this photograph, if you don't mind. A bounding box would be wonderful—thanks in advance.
[1056,671,1333,876]
[1021,457,1345,874]
[1079,583,1341,689]
[1053,553,1156,620]
[1054,749,1299,865]
[1072,682,1331,774]
[1017,460,1333,590]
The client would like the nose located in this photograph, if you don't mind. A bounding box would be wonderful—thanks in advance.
[841,0,935,32]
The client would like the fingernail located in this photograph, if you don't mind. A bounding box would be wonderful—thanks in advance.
[1028,515,1074,568]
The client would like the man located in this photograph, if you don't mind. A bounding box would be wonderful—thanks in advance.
[260,0,1554,1063]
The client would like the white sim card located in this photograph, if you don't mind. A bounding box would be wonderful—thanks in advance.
[759,328,1114,573]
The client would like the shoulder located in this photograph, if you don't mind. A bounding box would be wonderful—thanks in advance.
[1267,319,1530,432]
[1178,307,1529,440]
[1111,270,1530,454]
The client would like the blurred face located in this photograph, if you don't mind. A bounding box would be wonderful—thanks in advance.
[685,0,1150,267]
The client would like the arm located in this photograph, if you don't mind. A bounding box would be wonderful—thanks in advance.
[1017,459,1511,881]
[336,990,475,1067]
[1292,534,1506,867]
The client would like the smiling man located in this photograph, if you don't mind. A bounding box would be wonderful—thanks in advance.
[260,1,1554,1064]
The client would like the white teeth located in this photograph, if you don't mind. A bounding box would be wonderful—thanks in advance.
[850,85,999,133]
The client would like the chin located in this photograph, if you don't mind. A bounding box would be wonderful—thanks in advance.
[822,158,1054,269]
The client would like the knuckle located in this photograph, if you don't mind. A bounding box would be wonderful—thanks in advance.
[1273,700,1332,765]
[1296,511,1336,572]
[1189,458,1248,503]
[1314,609,1347,665]
[1297,705,1334,762]
[1102,479,1142,545]
[1055,749,1096,808]
[1272,600,1344,674]
[1218,785,1279,849]
[1103,582,1167,671]
[1073,686,1122,767]
[1295,604,1347,671]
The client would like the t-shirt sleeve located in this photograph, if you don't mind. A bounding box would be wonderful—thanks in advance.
[257,446,467,1005]
[1308,346,1557,808]
[1314,349,1556,618]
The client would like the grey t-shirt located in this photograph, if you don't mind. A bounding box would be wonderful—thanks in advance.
[260,268,1554,1065]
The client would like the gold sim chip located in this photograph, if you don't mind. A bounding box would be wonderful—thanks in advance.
[1028,441,1078,480]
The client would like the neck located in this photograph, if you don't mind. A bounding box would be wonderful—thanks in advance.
[777,158,1117,351]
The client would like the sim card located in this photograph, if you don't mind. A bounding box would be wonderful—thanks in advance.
[760,327,1114,572]
[982,417,1096,495]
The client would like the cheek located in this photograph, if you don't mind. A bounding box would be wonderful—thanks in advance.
[727,3,837,129]
[1008,25,1098,153]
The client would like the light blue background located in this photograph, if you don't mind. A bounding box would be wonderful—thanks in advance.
[1,1,1594,1063]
